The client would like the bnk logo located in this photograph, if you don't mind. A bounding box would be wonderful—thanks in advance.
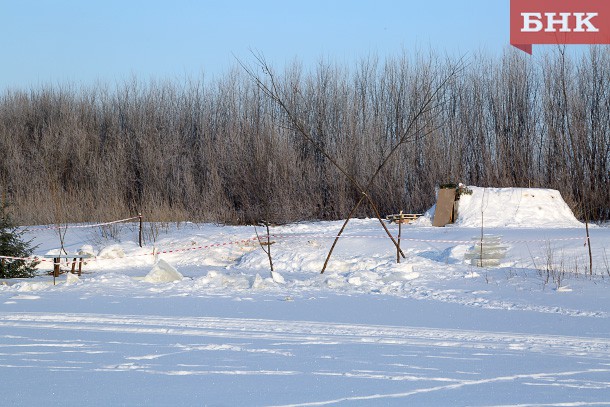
[510,0,610,54]
[521,12,599,33]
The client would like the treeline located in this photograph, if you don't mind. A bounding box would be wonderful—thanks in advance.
[0,48,608,225]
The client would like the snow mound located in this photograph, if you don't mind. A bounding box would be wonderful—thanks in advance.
[455,187,582,228]
[143,259,183,283]
[65,273,80,285]
[270,271,285,284]
[78,245,95,257]
[98,245,126,259]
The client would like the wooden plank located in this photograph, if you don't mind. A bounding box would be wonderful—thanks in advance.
[386,213,422,224]
[433,188,456,227]
[43,254,93,259]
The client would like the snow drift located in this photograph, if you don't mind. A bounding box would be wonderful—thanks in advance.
[143,259,183,283]
[421,186,583,228]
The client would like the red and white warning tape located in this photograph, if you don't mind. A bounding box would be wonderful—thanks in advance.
[268,233,587,245]
[124,236,262,259]
[0,255,49,263]
[0,231,590,265]
[24,216,141,232]
[0,236,260,264]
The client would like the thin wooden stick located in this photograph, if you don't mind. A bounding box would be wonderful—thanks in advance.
[321,194,366,274]
[397,210,403,264]
[265,221,274,273]
[584,204,593,275]
[254,221,274,275]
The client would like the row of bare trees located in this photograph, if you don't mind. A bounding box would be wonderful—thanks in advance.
[0,48,608,226]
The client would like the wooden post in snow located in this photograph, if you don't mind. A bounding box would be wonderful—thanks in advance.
[397,211,402,264]
[138,213,143,248]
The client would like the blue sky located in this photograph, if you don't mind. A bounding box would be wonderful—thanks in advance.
[0,0,510,91]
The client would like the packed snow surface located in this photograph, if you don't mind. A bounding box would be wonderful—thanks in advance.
[1,188,609,406]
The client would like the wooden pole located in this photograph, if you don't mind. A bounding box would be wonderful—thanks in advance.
[265,221,274,273]
[581,201,593,276]
[480,188,485,268]
[586,216,593,276]
[254,220,274,277]
[138,213,143,248]
[397,211,402,264]
[53,257,59,286]
[480,211,484,268]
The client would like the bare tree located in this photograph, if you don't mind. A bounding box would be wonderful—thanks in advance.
[239,51,463,272]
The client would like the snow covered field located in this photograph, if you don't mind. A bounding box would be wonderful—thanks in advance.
[1,188,610,406]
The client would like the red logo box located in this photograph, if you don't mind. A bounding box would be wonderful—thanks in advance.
[510,0,610,53]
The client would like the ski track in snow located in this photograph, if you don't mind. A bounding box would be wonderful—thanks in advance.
[401,287,610,319]
[1,312,610,404]
[269,368,610,407]
[1,312,610,358]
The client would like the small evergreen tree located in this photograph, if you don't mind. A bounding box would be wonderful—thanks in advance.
[0,203,39,278]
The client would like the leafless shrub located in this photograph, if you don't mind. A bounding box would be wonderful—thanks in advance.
[533,243,596,290]
[143,223,161,245]
[99,223,124,242]
[602,248,610,278]
[536,244,567,290]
